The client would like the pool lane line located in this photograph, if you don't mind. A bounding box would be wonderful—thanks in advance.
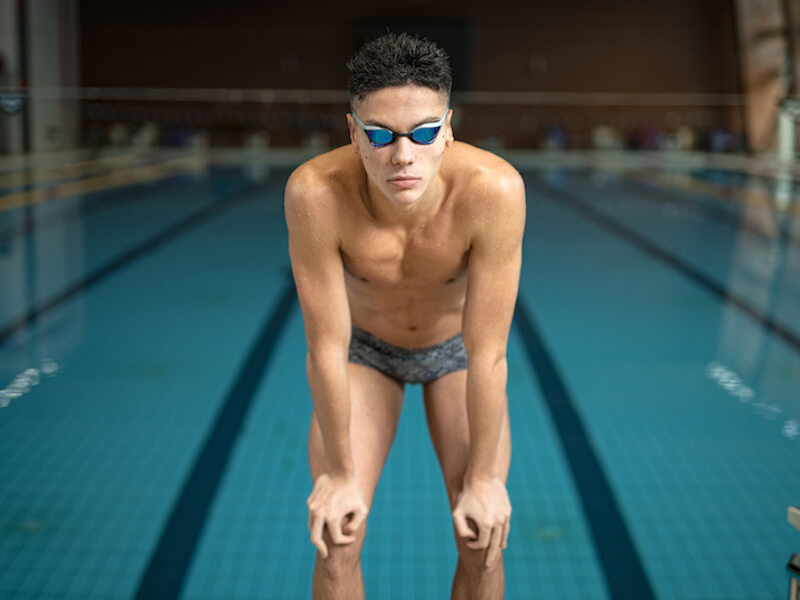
[0,181,261,347]
[0,153,209,212]
[0,148,187,187]
[514,299,657,600]
[0,148,101,175]
[0,173,188,242]
[529,175,800,356]
[0,165,247,243]
[133,278,296,600]
[0,150,165,194]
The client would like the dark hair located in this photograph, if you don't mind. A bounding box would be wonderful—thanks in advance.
[346,32,452,106]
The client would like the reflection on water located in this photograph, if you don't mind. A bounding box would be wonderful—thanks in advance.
[706,361,754,401]
[0,189,87,361]
[709,164,797,445]
[0,359,60,408]
[783,419,800,440]
[705,360,798,441]
[692,166,799,217]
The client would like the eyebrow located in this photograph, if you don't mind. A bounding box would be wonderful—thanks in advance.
[363,115,443,130]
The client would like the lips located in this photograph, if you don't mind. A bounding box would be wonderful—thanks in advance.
[388,176,419,189]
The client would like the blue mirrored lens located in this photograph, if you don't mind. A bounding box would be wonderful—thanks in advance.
[410,126,440,144]
[367,129,394,146]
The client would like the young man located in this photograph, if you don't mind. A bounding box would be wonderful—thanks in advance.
[285,33,525,600]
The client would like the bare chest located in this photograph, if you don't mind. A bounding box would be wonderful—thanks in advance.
[341,223,469,288]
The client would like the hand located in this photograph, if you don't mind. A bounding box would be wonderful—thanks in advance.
[452,477,511,567]
[306,473,368,558]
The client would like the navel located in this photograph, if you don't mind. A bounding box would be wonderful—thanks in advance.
[408,325,418,332]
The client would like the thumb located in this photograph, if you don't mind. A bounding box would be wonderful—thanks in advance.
[452,510,475,540]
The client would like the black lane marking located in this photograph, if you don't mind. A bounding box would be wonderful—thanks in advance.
[0,182,259,347]
[529,175,800,355]
[133,279,296,600]
[514,299,657,600]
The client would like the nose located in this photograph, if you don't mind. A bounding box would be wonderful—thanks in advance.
[390,136,414,166]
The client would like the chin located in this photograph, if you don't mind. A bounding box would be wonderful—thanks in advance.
[385,180,429,203]
[388,188,424,206]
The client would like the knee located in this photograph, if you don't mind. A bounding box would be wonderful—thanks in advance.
[317,542,361,579]
[447,487,498,576]
[316,528,365,579]
[455,536,502,576]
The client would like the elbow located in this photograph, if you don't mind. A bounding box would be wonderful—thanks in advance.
[306,345,349,375]
[468,352,508,380]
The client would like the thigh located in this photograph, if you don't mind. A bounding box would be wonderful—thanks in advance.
[422,370,511,507]
[308,362,405,508]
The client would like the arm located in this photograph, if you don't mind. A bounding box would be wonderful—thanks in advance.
[285,167,366,557]
[452,166,526,566]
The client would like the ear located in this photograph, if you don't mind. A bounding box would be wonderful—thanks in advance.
[445,108,455,146]
[346,113,360,152]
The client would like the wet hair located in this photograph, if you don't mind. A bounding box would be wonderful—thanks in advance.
[346,32,452,107]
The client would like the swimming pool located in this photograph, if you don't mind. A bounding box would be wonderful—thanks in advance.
[1,149,798,599]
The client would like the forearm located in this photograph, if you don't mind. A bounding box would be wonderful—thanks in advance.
[464,356,508,482]
[306,350,354,477]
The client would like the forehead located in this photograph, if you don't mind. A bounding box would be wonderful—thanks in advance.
[354,85,448,124]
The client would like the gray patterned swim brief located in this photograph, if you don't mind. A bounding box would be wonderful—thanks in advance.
[348,327,468,384]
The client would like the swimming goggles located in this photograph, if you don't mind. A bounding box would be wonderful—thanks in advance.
[351,109,449,148]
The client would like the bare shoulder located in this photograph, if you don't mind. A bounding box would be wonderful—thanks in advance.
[445,141,525,223]
[285,147,355,215]
[284,147,361,240]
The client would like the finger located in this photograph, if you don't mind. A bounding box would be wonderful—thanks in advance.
[485,525,503,567]
[310,515,328,559]
[327,517,355,545]
[340,512,360,537]
[345,505,368,535]
[341,512,353,535]
[467,521,491,550]
[306,495,315,529]
[452,511,475,540]
[501,518,510,550]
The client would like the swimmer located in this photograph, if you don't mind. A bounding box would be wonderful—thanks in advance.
[284,32,525,600]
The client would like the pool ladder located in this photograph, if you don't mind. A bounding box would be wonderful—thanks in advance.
[790,507,800,600]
